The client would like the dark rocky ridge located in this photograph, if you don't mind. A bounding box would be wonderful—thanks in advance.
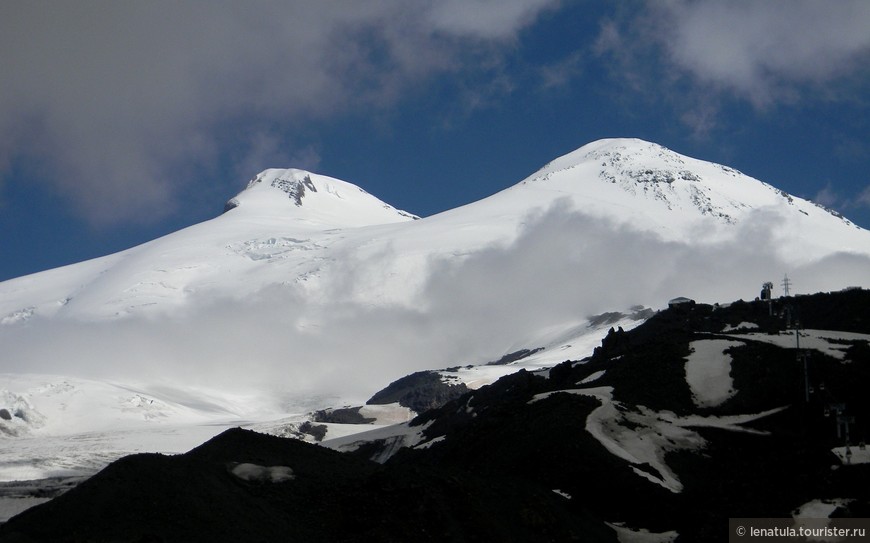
[485,348,544,365]
[366,370,469,414]
[389,289,870,540]
[3,289,869,542]
[311,406,375,425]
[0,428,603,542]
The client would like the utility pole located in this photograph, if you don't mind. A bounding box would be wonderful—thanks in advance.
[795,320,810,403]
[800,352,810,403]
[781,274,792,297]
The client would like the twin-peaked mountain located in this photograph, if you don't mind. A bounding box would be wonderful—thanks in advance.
[2,138,866,324]
[1,138,869,437]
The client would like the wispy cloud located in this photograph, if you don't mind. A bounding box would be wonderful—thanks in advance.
[229,134,322,187]
[811,181,870,216]
[813,183,841,209]
[0,1,557,225]
[595,0,870,131]
[537,51,586,91]
[856,186,870,209]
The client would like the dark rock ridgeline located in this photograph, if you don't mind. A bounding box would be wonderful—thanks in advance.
[0,428,604,542]
[366,370,469,414]
[485,348,544,366]
[3,289,869,541]
[391,290,870,539]
[312,406,375,425]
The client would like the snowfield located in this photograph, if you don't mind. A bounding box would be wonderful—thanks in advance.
[0,374,300,482]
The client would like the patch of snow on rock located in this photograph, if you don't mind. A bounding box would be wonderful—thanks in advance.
[531,387,786,492]
[578,370,606,385]
[832,444,870,465]
[414,435,446,450]
[230,463,294,483]
[728,330,870,361]
[793,498,851,519]
[607,521,679,542]
[685,340,743,408]
[722,322,758,332]
[789,498,855,541]
[321,420,434,464]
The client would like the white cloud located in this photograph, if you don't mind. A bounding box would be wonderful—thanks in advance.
[651,0,870,106]
[0,1,557,224]
[5,201,865,409]
[594,0,870,126]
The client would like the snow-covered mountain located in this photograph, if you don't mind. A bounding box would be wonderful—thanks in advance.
[1,138,869,482]
[3,139,866,324]
[0,168,417,323]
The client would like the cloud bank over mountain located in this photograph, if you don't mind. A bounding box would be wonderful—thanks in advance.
[4,198,867,408]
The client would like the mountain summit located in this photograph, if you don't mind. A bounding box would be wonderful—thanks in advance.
[223,168,417,227]
[501,138,866,256]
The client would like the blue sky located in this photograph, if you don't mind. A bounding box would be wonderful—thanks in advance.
[1,0,869,282]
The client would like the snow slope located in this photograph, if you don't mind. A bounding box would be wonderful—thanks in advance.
[0,169,417,321]
[1,138,870,480]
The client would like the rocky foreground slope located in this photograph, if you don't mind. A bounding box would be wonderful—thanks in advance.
[2,289,869,542]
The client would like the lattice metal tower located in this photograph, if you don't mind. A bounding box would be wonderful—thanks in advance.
[781,274,792,297]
